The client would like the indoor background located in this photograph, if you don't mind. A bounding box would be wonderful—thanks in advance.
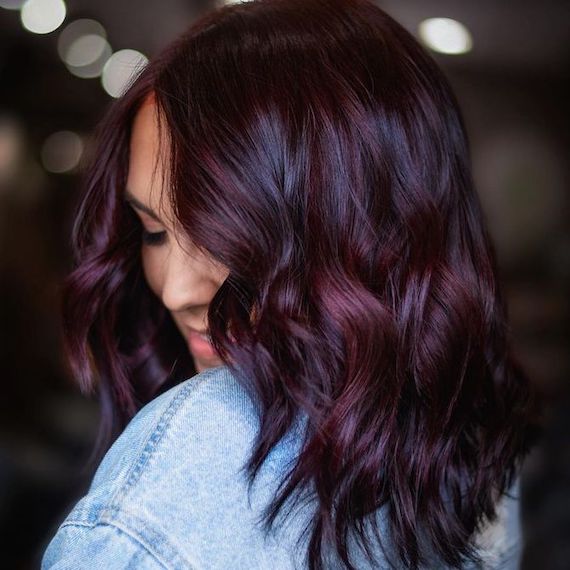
[0,0,568,568]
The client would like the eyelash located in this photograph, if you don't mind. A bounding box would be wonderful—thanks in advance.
[141,229,167,246]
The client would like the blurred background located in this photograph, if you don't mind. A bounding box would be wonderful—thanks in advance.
[0,0,568,568]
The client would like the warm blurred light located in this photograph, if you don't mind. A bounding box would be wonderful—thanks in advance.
[58,19,111,78]
[58,19,106,65]
[0,116,24,184]
[418,17,473,55]
[66,34,108,67]
[40,130,83,173]
[20,0,66,35]
[101,49,148,98]
[67,40,112,78]
[0,0,25,10]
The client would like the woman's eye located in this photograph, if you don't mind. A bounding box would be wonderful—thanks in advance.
[141,229,166,246]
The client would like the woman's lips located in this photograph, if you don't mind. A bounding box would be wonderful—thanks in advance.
[186,329,218,358]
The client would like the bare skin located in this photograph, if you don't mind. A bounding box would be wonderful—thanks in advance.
[125,93,229,373]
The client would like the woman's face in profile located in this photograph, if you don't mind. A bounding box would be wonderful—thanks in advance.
[125,94,229,373]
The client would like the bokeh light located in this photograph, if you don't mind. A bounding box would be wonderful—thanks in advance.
[101,49,148,98]
[57,19,111,78]
[20,0,66,35]
[0,0,26,10]
[40,130,83,173]
[0,115,24,184]
[418,17,473,55]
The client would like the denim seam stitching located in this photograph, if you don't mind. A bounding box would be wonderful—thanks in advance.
[58,518,194,570]
[107,368,222,510]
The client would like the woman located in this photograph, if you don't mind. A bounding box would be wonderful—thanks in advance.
[41,0,538,568]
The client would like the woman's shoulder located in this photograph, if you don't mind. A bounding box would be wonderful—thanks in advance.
[70,364,287,514]
[42,365,307,569]
[42,365,524,569]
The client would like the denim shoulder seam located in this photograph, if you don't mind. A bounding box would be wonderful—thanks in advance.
[105,369,220,511]
[58,517,195,570]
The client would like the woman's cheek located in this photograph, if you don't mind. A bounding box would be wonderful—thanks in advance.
[141,249,163,299]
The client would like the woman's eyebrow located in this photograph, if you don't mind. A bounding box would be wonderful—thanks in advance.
[124,189,162,222]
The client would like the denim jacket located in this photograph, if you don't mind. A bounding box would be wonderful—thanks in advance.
[41,365,523,569]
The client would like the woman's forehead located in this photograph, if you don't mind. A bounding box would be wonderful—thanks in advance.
[126,96,173,219]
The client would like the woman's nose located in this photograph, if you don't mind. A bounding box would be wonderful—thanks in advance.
[159,243,200,313]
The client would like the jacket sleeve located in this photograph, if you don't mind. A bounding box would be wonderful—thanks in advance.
[41,520,167,570]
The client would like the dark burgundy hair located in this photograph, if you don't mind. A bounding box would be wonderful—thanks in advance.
[61,0,538,568]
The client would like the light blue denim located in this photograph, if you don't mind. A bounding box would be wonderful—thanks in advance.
[41,364,523,569]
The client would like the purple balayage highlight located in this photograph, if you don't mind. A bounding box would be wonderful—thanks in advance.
[60,1,539,568]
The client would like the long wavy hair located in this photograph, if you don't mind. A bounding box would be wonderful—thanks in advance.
[61,0,539,568]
